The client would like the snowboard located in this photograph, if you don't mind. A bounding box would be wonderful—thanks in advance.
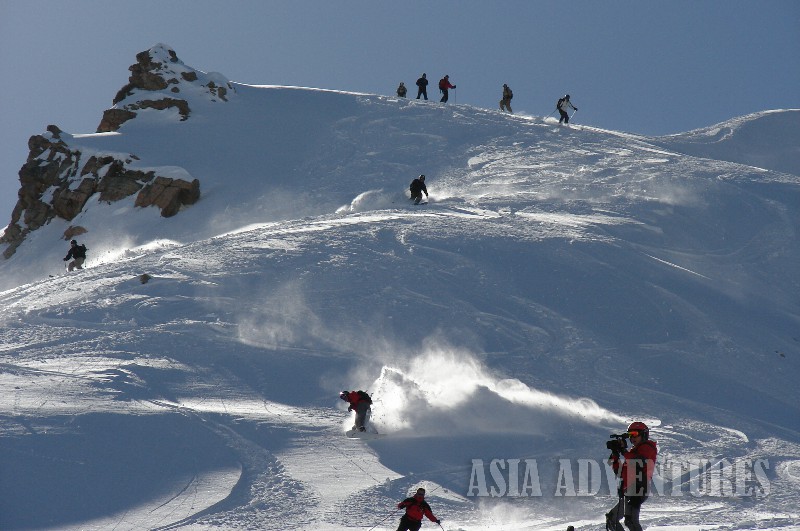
[346,428,384,440]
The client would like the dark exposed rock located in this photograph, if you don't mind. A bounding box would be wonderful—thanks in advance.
[63,226,88,241]
[3,45,211,259]
[135,177,200,217]
[1,126,200,258]
[97,44,233,133]
[97,109,137,133]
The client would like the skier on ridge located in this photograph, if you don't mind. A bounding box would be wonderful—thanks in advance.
[557,94,578,124]
[499,83,513,113]
[415,73,429,100]
[438,75,456,103]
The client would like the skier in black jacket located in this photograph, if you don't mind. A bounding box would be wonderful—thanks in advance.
[63,239,87,271]
[415,74,429,100]
[409,175,428,204]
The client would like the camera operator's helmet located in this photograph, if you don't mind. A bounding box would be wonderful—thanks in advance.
[627,421,649,440]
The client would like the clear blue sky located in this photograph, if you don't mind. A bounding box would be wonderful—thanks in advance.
[1,0,798,223]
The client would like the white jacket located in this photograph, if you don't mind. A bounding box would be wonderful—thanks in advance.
[558,97,576,111]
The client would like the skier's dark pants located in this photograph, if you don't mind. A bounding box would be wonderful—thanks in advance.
[417,88,427,100]
[440,89,449,103]
[355,402,370,430]
[396,515,423,531]
[606,496,643,531]
[559,109,570,123]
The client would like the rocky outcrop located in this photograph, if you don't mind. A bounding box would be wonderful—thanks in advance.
[97,44,234,133]
[1,126,200,258]
[135,176,200,218]
[2,44,214,259]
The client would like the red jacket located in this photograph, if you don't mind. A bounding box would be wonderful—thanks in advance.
[438,77,455,90]
[397,494,438,523]
[611,439,658,496]
[343,391,368,410]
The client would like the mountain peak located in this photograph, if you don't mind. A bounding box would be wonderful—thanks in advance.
[97,43,235,133]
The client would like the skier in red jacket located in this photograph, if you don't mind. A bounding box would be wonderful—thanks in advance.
[396,488,440,531]
[438,75,456,103]
[339,390,372,432]
[606,421,658,531]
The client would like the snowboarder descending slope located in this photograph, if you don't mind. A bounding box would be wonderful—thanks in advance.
[339,390,372,432]
[409,174,428,205]
[557,94,578,124]
[63,239,87,271]
[605,421,658,531]
[396,488,441,530]
[499,83,513,113]
[438,75,456,103]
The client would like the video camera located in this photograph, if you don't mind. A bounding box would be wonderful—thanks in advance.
[606,432,629,453]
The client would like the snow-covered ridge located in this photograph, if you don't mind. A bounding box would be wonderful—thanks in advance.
[654,109,800,176]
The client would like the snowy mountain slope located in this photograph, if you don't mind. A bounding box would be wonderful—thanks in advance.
[653,109,800,177]
[1,47,799,530]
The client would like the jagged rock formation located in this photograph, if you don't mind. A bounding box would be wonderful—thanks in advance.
[1,44,213,259]
[98,43,234,132]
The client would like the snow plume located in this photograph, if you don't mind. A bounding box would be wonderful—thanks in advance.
[336,188,400,213]
[236,281,328,350]
[368,341,626,436]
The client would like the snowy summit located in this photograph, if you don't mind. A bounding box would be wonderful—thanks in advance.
[1,44,799,530]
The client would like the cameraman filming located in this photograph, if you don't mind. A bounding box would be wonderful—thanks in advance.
[605,422,658,531]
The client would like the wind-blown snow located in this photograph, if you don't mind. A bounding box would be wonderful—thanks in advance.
[1,50,798,530]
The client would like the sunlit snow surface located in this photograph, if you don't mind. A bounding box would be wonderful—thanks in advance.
[1,67,799,530]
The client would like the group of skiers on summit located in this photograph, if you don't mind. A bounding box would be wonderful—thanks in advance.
[396,73,578,122]
[397,73,457,103]
[340,387,656,531]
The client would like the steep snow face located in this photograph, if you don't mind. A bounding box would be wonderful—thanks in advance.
[0,80,799,530]
[3,85,798,291]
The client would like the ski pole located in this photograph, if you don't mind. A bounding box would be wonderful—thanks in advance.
[609,492,624,531]
[367,508,400,531]
[570,109,577,119]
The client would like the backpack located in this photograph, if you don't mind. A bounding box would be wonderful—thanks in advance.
[507,88,513,100]
[439,78,447,91]
[356,390,372,404]
[557,97,565,110]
